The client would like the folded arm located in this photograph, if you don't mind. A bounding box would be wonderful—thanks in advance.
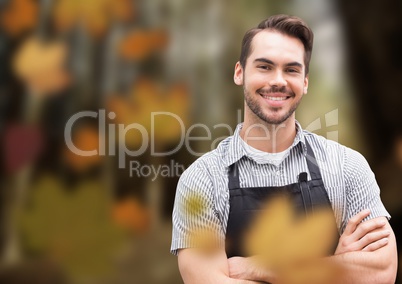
[329,212,397,284]
[178,248,272,284]
[332,149,398,283]
[225,211,397,284]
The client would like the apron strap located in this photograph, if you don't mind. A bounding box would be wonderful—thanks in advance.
[299,172,313,214]
[228,139,324,190]
[305,140,323,181]
[228,163,240,190]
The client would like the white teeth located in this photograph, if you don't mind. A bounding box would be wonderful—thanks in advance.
[262,95,287,101]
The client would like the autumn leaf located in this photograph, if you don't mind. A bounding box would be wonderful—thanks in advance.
[12,36,71,95]
[4,124,44,174]
[119,30,169,60]
[184,193,208,217]
[112,198,151,234]
[183,192,220,253]
[188,228,221,254]
[106,0,133,22]
[0,0,38,37]
[106,78,190,148]
[280,259,342,284]
[284,209,338,264]
[19,176,126,280]
[64,125,102,172]
[53,0,134,37]
[245,196,341,284]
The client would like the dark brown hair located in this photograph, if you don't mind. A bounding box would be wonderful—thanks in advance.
[239,14,314,75]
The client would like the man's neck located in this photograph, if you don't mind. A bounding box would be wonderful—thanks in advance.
[240,117,297,153]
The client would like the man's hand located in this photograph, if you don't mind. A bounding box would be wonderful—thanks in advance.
[335,209,390,255]
[179,248,270,284]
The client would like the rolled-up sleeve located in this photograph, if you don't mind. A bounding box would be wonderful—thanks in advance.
[342,148,391,232]
[171,162,225,255]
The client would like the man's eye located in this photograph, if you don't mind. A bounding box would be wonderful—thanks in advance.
[258,65,271,70]
[287,68,299,73]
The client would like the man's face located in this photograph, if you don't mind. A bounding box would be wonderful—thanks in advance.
[234,30,309,125]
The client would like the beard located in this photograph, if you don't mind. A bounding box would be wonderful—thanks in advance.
[244,85,302,125]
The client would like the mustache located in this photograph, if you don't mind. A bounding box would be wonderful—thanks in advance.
[257,86,295,96]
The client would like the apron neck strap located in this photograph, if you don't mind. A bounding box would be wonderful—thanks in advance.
[227,139,323,189]
[304,139,323,181]
[228,163,240,190]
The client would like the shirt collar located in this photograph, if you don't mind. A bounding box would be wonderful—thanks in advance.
[223,120,307,167]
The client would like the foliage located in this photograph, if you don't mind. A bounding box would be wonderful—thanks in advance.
[19,176,126,279]
[0,0,38,37]
[12,36,71,95]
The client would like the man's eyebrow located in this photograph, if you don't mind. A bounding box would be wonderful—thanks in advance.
[253,58,303,68]
[285,62,303,68]
[254,58,275,65]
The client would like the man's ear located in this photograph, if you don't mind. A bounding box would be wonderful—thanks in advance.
[234,61,244,85]
[303,75,309,94]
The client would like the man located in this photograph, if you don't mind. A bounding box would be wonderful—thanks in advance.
[171,14,397,283]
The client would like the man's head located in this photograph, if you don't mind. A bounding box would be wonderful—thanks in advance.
[239,14,314,75]
[234,15,313,126]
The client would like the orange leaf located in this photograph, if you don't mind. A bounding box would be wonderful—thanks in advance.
[149,30,169,50]
[53,0,134,37]
[112,198,151,234]
[0,0,38,37]
[64,126,102,171]
[119,30,169,60]
[119,31,153,60]
[108,0,134,22]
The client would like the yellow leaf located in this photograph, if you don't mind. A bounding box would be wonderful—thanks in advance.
[53,0,134,37]
[106,78,190,148]
[245,195,339,281]
[185,193,207,217]
[13,37,71,94]
[245,195,294,268]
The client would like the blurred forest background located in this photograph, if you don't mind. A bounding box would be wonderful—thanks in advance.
[0,0,401,283]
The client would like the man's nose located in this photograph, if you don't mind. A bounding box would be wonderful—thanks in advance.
[269,71,287,87]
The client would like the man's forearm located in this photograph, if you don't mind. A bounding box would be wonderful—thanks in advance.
[178,248,267,284]
[228,256,275,283]
[229,251,396,284]
[182,273,265,284]
[181,267,267,284]
[228,237,397,284]
[329,249,397,284]
[329,218,398,284]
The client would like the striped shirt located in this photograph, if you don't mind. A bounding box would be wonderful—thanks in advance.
[171,122,390,255]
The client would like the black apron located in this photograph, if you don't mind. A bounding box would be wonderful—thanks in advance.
[225,140,338,258]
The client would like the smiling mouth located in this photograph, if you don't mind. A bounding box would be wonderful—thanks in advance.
[260,95,290,100]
